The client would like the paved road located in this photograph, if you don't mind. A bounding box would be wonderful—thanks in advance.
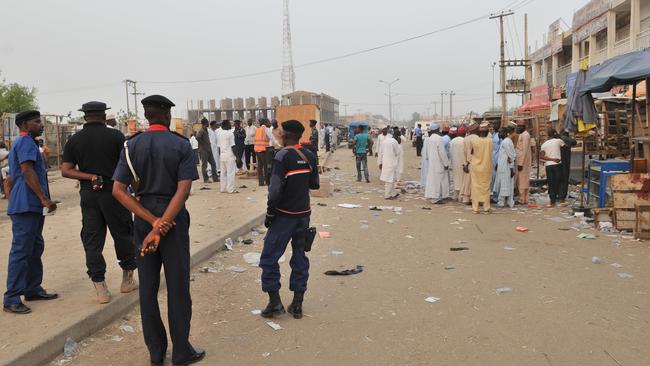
[48,144,650,366]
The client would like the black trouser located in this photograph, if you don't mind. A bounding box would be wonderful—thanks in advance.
[192,149,199,165]
[256,150,271,186]
[80,189,136,282]
[234,145,244,170]
[325,135,330,152]
[244,144,256,170]
[546,164,562,204]
[559,157,571,200]
[136,196,195,365]
[199,149,219,183]
[416,136,423,156]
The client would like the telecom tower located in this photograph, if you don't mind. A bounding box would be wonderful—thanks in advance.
[281,0,296,95]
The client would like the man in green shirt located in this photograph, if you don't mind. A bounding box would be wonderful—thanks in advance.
[353,126,372,183]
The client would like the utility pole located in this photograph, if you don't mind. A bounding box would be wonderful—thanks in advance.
[489,10,514,123]
[131,82,145,119]
[343,104,349,117]
[491,62,497,110]
[524,13,531,103]
[379,78,400,125]
[431,101,438,118]
[449,90,455,122]
[124,80,131,116]
[440,92,447,123]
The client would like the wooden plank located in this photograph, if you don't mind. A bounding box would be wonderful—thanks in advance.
[611,173,650,191]
[615,210,637,222]
[613,193,650,209]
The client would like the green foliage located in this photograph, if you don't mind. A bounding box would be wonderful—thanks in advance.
[0,72,38,114]
[411,112,421,122]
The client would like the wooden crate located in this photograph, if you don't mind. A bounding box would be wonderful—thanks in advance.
[635,204,650,239]
[611,173,650,231]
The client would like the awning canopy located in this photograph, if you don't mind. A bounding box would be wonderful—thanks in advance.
[581,49,650,94]
[517,84,551,112]
[517,98,551,112]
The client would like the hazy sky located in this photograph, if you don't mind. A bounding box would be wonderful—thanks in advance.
[0,0,580,121]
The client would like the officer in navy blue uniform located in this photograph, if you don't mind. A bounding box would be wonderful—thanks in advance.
[3,111,59,314]
[259,120,319,319]
[112,95,205,366]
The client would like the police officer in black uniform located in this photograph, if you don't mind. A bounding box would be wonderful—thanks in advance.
[112,95,204,366]
[61,101,138,304]
[259,120,319,319]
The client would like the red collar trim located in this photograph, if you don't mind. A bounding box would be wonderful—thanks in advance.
[148,125,169,132]
[290,144,302,149]
[19,132,29,136]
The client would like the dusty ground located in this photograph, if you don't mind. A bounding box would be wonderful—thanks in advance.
[0,167,267,364]
[45,143,650,366]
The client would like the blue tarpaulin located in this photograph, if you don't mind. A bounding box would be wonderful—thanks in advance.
[581,49,650,94]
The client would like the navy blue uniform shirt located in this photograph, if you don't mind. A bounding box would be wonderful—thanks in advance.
[112,128,199,197]
[7,133,49,215]
[267,145,319,217]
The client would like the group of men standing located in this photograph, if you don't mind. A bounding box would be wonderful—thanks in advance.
[420,119,574,213]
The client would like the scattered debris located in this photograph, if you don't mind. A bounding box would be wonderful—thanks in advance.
[200,266,220,273]
[516,226,529,233]
[405,235,415,239]
[266,321,283,331]
[577,233,596,239]
[119,325,135,333]
[610,263,623,268]
[338,203,362,209]
[421,206,432,210]
[360,225,369,229]
[110,335,124,342]
[324,265,364,276]
[474,224,484,234]
[331,251,344,255]
[243,239,254,245]
[591,256,602,264]
[319,232,331,239]
[496,287,513,294]
[387,219,396,224]
[450,247,469,252]
[424,297,441,303]
[444,266,455,270]
[616,272,633,279]
[251,309,262,315]
[503,246,516,251]
[225,238,234,250]
[63,337,79,357]
[262,352,271,358]
[317,203,328,207]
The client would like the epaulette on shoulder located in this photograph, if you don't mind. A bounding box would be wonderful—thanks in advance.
[126,131,142,140]
[171,131,189,141]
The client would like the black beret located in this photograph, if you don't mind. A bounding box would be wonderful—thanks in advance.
[281,120,304,135]
[78,101,110,112]
[15,110,40,126]
[200,118,209,124]
[141,94,175,109]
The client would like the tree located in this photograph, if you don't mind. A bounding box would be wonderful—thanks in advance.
[0,72,38,115]
[411,112,421,122]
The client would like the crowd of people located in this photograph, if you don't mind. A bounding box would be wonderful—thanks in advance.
[349,120,577,214]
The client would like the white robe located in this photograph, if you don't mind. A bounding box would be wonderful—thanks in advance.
[424,134,450,200]
[493,136,516,203]
[376,134,387,166]
[450,136,465,192]
[420,135,429,186]
[208,128,221,175]
[378,137,401,183]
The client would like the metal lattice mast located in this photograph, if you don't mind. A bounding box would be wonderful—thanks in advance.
[281,0,296,95]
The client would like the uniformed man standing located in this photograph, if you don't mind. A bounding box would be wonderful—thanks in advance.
[259,120,319,319]
[3,111,58,314]
[196,118,218,184]
[61,101,138,304]
[112,95,204,366]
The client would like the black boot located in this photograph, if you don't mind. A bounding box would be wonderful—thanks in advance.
[261,291,285,318]
[287,291,304,319]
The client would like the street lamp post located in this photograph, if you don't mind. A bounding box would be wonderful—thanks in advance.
[491,62,497,111]
[379,78,400,125]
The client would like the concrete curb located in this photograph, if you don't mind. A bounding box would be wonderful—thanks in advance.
[4,212,266,366]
